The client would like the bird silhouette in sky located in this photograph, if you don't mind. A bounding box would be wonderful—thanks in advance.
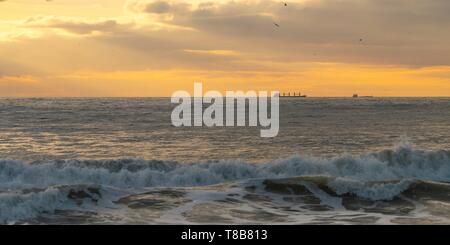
[273,2,287,28]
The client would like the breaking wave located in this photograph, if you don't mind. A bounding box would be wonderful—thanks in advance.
[1,142,450,189]
[1,142,450,223]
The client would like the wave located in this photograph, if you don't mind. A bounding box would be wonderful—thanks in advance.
[263,176,450,202]
[1,142,449,189]
[0,185,109,224]
[1,142,450,223]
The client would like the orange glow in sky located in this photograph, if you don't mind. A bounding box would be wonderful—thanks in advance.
[1,0,450,97]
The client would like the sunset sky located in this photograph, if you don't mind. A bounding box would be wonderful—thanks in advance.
[1,0,450,97]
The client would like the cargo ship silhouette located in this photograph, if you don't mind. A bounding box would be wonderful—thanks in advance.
[353,94,374,98]
[276,92,307,98]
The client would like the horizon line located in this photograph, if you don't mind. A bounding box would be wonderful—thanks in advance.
[1,96,450,99]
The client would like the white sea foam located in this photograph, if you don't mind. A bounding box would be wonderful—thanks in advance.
[1,143,450,223]
[0,185,109,224]
[1,143,450,192]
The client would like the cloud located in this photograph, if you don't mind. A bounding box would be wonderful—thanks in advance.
[126,0,190,15]
[23,16,132,35]
[3,0,449,75]
[0,75,38,84]
[184,49,240,56]
[10,0,450,67]
[141,1,173,13]
[123,0,450,67]
[1,0,450,96]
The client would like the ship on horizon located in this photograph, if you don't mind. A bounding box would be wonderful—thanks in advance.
[277,92,307,98]
[353,94,374,98]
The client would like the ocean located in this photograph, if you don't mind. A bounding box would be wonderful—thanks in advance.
[0,97,450,224]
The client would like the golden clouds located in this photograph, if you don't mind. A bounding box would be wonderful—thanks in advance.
[0,0,450,96]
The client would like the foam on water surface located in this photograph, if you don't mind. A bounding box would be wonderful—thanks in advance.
[1,143,450,224]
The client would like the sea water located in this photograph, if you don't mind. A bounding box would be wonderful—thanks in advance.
[0,97,449,224]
